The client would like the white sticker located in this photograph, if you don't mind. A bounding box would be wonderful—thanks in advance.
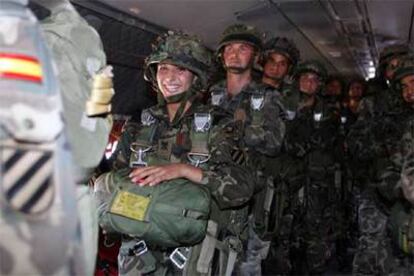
[0,17,20,45]
[86,57,101,76]
[80,112,97,132]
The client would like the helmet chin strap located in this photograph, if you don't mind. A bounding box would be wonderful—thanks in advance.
[157,86,198,126]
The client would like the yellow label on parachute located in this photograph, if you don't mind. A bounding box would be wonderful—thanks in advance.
[110,191,150,221]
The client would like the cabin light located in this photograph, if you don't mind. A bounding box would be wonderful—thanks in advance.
[368,72,375,79]
[369,61,374,66]
[368,67,376,73]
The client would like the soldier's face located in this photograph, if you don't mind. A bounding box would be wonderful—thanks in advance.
[157,62,195,99]
[326,80,342,96]
[299,72,320,95]
[223,42,255,73]
[401,74,414,103]
[263,52,290,80]
[385,58,400,80]
[349,82,364,98]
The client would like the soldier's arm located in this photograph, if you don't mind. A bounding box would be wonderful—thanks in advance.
[109,120,140,171]
[201,120,255,209]
[243,94,286,156]
[284,116,312,157]
[401,151,414,205]
[378,153,404,204]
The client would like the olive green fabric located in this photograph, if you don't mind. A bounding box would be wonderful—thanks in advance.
[99,170,211,248]
[40,4,112,177]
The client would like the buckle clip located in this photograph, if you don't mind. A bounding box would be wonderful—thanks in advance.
[130,143,152,168]
[169,247,190,269]
[187,152,210,167]
[131,240,148,257]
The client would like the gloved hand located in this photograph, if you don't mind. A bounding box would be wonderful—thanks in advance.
[86,66,114,117]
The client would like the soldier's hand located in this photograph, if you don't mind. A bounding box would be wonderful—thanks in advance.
[129,164,203,186]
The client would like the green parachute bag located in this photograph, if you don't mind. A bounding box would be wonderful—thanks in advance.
[389,201,414,255]
[98,170,211,248]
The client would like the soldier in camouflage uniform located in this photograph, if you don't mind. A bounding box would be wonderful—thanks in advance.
[379,55,414,275]
[207,24,286,275]
[96,31,255,276]
[258,37,302,275]
[358,44,411,120]
[281,60,342,275]
[323,75,345,120]
[261,36,300,93]
[347,45,413,275]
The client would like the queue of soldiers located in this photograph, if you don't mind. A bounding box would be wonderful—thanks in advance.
[7,1,414,274]
[90,21,414,276]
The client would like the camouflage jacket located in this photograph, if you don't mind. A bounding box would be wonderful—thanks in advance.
[284,95,339,158]
[110,101,255,210]
[378,106,414,203]
[208,80,286,167]
[348,97,410,164]
[357,83,403,121]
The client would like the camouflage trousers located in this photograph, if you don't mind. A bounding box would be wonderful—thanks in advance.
[291,184,337,275]
[352,190,396,275]
[262,214,294,276]
[239,217,271,276]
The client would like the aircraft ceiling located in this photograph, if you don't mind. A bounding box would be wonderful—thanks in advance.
[92,0,414,79]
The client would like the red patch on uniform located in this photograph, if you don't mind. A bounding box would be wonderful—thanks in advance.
[176,131,185,145]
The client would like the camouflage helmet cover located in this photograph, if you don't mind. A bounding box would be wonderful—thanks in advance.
[263,36,300,66]
[144,31,213,90]
[392,54,414,90]
[293,60,328,81]
[379,44,411,65]
[216,23,263,54]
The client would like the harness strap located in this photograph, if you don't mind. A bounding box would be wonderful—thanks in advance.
[118,239,157,276]
[191,132,209,154]
[156,203,209,220]
[188,112,211,167]
[196,220,218,274]
[225,249,238,276]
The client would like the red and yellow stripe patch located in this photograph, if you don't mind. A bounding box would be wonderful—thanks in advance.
[0,53,43,83]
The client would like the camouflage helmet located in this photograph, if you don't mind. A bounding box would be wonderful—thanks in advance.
[263,37,300,66]
[379,44,411,65]
[144,31,212,90]
[293,60,328,81]
[392,54,414,90]
[216,23,263,54]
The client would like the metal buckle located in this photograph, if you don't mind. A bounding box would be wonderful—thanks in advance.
[169,247,190,269]
[141,110,156,126]
[286,110,296,120]
[250,94,264,111]
[211,91,224,106]
[130,143,152,168]
[313,112,322,122]
[187,152,210,167]
[194,113,211,133]
[131,240,148,257]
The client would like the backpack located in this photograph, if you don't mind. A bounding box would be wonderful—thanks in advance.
[97,169,211,248]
